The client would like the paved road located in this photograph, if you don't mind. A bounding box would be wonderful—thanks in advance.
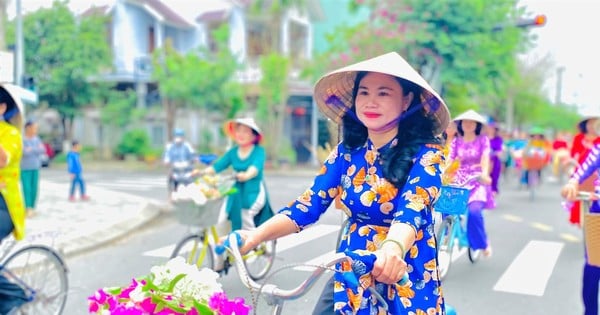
[51,167,588,315]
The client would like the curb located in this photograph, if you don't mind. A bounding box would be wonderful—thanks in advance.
[57,202,167,257]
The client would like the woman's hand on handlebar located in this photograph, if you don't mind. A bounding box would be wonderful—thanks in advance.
[371,247,408,285]
[561,180,579,201]
[478,174,492,185]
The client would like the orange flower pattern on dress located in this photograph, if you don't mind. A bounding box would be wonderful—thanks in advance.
[279,140,446,314]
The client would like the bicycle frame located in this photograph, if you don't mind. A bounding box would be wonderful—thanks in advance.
[182,225,269,274]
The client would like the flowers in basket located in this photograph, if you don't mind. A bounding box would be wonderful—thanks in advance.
[172,175,237,205]
[88,257,251,315]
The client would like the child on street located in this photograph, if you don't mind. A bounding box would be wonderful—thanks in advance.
[67,140,89,201]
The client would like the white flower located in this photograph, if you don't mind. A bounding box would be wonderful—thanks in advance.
[150,257,223,302]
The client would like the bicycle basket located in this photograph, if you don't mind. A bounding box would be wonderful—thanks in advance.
[523,154,547,171]
[172,175,236,227]
[173,198,226,227]
[584,212,600,267]
[434,186,470,215]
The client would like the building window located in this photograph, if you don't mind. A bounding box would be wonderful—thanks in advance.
[148,26,155,53]
[289,21,307,63]
[246,21,271,59]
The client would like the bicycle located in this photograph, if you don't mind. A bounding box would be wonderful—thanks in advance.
[522,153,548,201]
[0,232,68,314]
[434,176,482,280]
[574,191,600,267]
[169,173,276,280]
[220,233,456,315]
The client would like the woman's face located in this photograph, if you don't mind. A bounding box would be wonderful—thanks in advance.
[461,120,478,134]
[0,102,6,115]
[234,124,257,146]
[355,72,412,132]
[587,118,599,135]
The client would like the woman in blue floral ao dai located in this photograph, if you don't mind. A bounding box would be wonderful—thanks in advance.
[237,52,451,314]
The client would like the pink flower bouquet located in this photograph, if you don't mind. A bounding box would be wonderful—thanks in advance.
[88,257,251,315]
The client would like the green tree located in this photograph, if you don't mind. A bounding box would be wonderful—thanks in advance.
[6,1,111,140]
[307,0,560,129]
[152,25,244,141]
[256,53,290,162]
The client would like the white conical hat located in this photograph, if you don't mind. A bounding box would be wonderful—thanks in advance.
[313,52,450,135]
[0,84,24,130]
[578,108,600,125]
[224,117,263,142]
[453,109,487,124]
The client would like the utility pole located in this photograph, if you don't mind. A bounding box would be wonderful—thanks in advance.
[555,66,565,105]
[14,0,23,86]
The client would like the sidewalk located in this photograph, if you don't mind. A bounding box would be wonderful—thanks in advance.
[21,179,168,257]
[17,161,319,258]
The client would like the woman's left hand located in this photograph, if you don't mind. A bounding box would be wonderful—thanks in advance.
[371,248,407,285]
[479,174,492,185]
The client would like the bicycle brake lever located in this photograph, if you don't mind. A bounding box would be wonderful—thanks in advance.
[215,232,242,255]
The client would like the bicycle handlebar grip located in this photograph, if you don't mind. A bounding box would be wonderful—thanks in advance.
[215,232,242,255]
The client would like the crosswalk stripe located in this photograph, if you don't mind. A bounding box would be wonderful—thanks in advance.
[92,183,155,191]
[274,224,340,253]
[144,244,176,258]
[493,240,563,296]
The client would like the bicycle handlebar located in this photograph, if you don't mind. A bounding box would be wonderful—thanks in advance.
[576,191,598,200]
[222,232,408,307]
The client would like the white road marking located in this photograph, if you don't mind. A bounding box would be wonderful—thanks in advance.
[274,224,340,253]
[143,224,340,258]
[530,222,553,232]
[493,240,563,296]
[144,244,176,258]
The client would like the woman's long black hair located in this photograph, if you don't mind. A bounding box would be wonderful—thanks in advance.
[341,71,442,189]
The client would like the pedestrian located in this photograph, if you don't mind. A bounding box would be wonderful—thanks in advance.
[235,52,451,314]
[568,111,600,226]
[446,109,494,257]
[20,120,46,217]
[200,117,274,231]
[67,140,89,201]
[486,121,504,195]
[0,84,29,313]
[561,142,600,315]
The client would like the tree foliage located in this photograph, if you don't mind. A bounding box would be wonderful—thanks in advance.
[6,1,111,140]
[151,24,244,140]
[256,53,290,161]
[305,0,573,131]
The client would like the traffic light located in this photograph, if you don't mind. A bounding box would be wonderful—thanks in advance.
[516,14,547,28]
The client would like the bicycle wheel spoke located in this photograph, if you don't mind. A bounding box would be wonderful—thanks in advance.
[244,240,276,280]
[3,245,68,315]
[171,234,214,270]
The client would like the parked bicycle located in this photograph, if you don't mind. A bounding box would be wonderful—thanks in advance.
[169,173,276,280]
[0,232,68,314]
[434,175,483,280]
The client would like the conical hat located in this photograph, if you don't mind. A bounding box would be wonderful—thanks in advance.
[453,109,487,124]
[0,84,24,129]
[223,117,263,142]
[313,52,450,135]
[578,108,600,125]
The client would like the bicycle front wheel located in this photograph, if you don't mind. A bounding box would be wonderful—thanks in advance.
[2,245,68,315]
[171,234,214,270]
[436,216,454,280]
[244,240,276,280]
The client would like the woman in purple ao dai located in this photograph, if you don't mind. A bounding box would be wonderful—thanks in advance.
[447,109,495,257]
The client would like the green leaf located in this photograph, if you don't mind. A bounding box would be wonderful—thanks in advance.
[194,300,215,315]
[167,273,187,292]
